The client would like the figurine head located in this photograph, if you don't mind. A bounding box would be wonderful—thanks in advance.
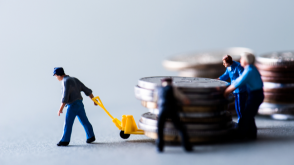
[240,52,255,67]
[222,55,233,67]
[53,67,65,81]
[161,78,172,87]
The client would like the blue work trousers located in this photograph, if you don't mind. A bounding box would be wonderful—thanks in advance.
[238,89,264,137]
[233,92,248,123]
[60,100,95,142]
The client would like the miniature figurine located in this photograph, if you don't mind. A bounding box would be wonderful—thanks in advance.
[156,78,192,152]
[218,55,248,123]
[224,53,264,139]
[53,67,96,146]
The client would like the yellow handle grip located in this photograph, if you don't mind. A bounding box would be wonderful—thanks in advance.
[92,96,114,120]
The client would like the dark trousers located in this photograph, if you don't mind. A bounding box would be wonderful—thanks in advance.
[157,108,191,149]
[238,89,264,137]
[233,92,248,123]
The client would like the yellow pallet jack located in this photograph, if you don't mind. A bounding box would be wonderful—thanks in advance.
[92,96,144,139]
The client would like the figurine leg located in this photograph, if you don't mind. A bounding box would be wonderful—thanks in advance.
[170,112,192,151]
[76,101,95,140]
[239,89,264,139]
[60,102,78,143]
[156,110,167,152]
[233,93,241,123]
[234,92,248,123]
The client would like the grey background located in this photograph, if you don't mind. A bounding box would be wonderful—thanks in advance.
[0,0,294,165]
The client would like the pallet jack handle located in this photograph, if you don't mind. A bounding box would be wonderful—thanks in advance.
[92,96,115,120]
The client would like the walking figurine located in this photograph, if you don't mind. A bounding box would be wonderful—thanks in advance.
[156,78,192,152]
[53,67,96,146]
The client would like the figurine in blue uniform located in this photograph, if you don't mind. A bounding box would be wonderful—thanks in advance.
[53,67,96,146]
[224,53,264,139]
[218,55,247,123]
[156,78,192,152]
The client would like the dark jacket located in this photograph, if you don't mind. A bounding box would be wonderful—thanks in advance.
[61,75,92,104]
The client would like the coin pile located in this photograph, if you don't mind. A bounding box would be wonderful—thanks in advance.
[256,51,294,120]
[162,47,253,116]
[134,76,235,143]
[162,47,253,78]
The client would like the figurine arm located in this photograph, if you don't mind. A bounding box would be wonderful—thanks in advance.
[232,69,250,89]
[61,80,70,104]
[224,85,236,98]
[78,79,93,96]
[237,65,244,76]
[174,87,190,105]
[58,103,66,116]
[89,94,97,106]
[219,69,230,81]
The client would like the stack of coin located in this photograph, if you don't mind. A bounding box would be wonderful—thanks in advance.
[162,47,254,116]
[162,47,253,78]
[134,76,235,143]
[256,51,294,120]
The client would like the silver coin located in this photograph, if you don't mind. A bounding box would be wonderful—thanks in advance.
[135,89,234,106]
[187,93,234,105]
[147,109,228,118]
[138,76,229,92]
[135,85,226,102]
[256,51,294,66]
[138,121,233,137]
[140,113,232,130]
[258,102,294,115]
[178,68,225,78]
[178,72,222,78]
[263,82,294,89]
[134,86,156,102]
[270,114,294,120]
[163,47,253,70]
[259,102,294,109]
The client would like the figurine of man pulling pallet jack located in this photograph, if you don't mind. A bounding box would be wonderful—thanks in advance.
[156,78,193,152]
[224,52,264,140]
[53,67,96,146]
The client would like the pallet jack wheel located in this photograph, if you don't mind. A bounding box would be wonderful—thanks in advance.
[120,131,130,139]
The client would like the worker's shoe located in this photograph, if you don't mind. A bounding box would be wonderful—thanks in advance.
[156,146,164,152]
[156,139,164,152]
[57,141,69,146]
[184,146,193,152]
[246,132,257,140]
[86,136,96,143]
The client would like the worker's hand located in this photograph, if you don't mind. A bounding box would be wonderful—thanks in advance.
[224,90,230,98]
[183,98,190,105]
[58,103,66,116]
[89,94,98,106]
[224,85,236,98]
[58,109,63,116]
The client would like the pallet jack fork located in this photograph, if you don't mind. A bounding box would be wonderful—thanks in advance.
[92,96,144,139]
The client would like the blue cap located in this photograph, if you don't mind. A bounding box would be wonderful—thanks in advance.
[53,67,65,76]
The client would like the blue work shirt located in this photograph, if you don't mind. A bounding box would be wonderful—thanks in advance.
[219,61,247,93]
[232,65,263,92]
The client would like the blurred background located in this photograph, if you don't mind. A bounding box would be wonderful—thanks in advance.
[0,0,294,165]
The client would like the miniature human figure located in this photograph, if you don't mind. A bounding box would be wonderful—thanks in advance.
[224,53,264,139]
[218,55,247,123]
[53,67,96,146]
[156,78,192,152]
